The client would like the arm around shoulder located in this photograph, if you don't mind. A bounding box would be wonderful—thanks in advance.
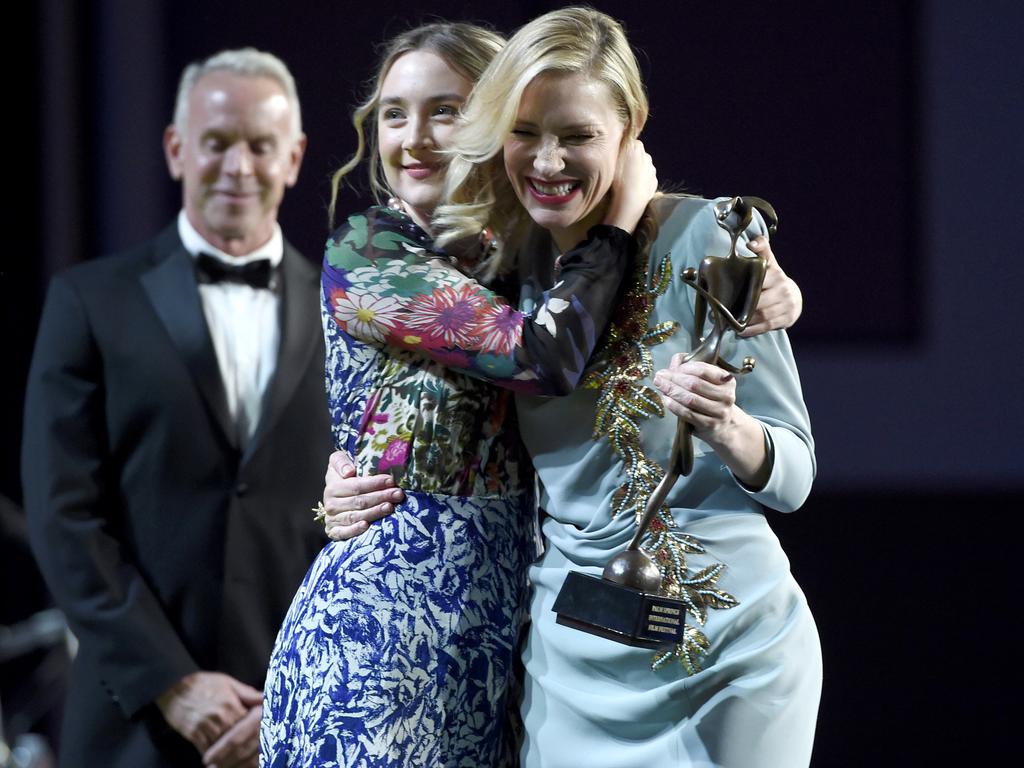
[321,206,635,395]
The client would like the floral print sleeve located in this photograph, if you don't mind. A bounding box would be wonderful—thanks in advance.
[323,206,633,395]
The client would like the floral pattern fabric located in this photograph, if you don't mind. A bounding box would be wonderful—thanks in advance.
[320,206,632,491]
[260,207,633,767]
[323,207,632,397]
[261,490,535,768]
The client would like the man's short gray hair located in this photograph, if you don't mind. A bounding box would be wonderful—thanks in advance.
[173,47,302,138]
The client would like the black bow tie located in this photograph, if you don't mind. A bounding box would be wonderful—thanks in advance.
[195,252,274,289]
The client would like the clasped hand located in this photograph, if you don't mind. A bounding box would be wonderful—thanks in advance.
[157,670,262,767]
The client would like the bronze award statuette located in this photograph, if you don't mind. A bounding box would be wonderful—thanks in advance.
[552,196,778,648]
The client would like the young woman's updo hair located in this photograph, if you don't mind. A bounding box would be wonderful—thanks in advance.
[328,22,506,225]
[434,6,649,275]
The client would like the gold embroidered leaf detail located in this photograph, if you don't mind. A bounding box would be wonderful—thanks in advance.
[683,563,728,587]
[676,564,735,625]
[594,379,663,440]
[668,531,706,554]
[699,590,741,612]
[652,256,673,295]
[586,249,740,675]
[653,625,711,675]
[643,321,679,349]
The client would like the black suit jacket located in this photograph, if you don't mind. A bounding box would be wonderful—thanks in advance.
[21,223,334,767]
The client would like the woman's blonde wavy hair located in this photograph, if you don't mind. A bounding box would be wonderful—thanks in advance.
[434,6,650,278]
[327,22,505,227]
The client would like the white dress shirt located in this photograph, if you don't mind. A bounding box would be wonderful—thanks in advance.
[178,211,282,447]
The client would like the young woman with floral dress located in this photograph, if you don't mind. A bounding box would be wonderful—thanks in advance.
[259,22,657,767]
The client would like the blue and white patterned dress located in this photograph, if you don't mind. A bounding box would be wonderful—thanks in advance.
[260,207,633,767]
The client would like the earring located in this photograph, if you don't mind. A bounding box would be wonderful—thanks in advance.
[479,226,497,257]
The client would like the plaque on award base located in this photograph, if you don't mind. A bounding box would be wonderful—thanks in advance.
[552,571,687,648]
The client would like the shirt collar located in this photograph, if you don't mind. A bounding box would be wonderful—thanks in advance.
[177,210,284,267]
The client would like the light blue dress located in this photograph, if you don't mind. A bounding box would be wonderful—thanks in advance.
[515,197,822,768]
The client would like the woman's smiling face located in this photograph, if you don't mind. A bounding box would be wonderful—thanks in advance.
[377,50,472,230]
[503,72,626,252]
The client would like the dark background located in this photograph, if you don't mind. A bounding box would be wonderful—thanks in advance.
[6,0,1022,764]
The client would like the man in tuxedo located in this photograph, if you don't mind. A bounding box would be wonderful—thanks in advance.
[22,48,333,767]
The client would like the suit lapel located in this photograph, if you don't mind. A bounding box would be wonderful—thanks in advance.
[242,241,321,465]
[139,226,237,449]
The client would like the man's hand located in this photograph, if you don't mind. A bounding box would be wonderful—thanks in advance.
[202,703,261,768]
[156,671,262,754]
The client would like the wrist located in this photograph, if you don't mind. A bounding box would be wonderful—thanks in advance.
[156,675,189,716]
[701,409,770,488]
[698,406,742,451]
[601,207,643,234]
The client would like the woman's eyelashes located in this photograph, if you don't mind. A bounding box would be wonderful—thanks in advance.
[381,103,460,124]
[508,128,598,144]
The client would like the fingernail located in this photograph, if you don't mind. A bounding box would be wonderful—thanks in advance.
[653,374,666,389]
[722,373,734,382]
